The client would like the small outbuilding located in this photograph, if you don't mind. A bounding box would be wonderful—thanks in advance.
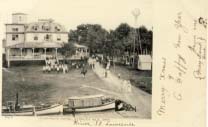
[137,55,152,70]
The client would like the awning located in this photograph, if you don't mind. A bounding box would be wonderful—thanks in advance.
[6,42,63,48]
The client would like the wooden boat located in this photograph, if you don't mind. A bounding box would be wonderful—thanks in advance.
[63,94,115,113]
[2,101,63,116]
[34,103,63,116]
[2,93,63,116]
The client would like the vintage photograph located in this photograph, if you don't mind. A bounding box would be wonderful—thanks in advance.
[1,0,152,119]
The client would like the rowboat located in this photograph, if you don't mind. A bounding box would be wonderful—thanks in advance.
[2,93,63,116]
[63,94,115,113]
[35,104,63,116]
[2,102,63,116]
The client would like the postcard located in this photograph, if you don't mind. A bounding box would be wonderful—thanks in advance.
[0,0,207,127]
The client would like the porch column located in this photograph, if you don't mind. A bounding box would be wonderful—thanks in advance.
[32,48,35,59]
[20,48,22,60]
[44,48,46,59]
[85,48,87,56]
[55,48,58,58]
[7,48,10,68]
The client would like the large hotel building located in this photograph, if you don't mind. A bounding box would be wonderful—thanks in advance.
[4,13,88,67]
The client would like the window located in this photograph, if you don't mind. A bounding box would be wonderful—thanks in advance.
[55,26,60,31]
[34,36,38,40]
[25,25,28,30]
[32,25,39,31]
[57,35,61,41]
[45,34,50,41]
[19,16,22,22]
[42,23,50,31]
[46,34,49,39]
[12,34,19,41]
[45,26,50,31]
[12,28,18,32]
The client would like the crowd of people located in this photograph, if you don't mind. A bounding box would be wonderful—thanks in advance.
[42,56,68,74]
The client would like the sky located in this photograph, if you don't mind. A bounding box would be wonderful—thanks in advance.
[0,0,152,42]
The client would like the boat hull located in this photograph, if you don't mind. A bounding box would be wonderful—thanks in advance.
[64,102,115,113]
[2,104,63,116]
[2,111,33,116]
[36,104,63,116]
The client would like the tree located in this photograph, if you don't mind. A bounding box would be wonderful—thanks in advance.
[113,23,134,57]
[68,23,153,61]
[69,24,108,55]
[59,42,76,58]
[114,23,131,40]
[68,30,78,42]
[136,26,152,54]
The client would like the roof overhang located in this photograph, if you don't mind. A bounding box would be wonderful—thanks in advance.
[6,42,63,48]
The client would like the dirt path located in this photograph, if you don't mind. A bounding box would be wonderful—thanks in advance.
[92,61,151,118]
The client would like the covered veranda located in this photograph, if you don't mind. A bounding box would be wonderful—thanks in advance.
[6,42,64,67]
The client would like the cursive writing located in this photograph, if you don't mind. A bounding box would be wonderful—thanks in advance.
[105,121,135,126]
[73,118,135,127]
[188,36,206,80]
[157,86,170,116]
[160,57,167,80]
[174,34,182,48]
[198,17,207,28]
[174,12,189,33]
[74,119,91,126]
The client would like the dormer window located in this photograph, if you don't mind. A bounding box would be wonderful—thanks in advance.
[55,26,61,32]
[32,25,39,31]
[45,27,50,31]
[42,23,50,31]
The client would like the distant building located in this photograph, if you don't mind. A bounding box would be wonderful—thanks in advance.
[137,55,152,70]
[4,13,69,67]
[72,43,89,59]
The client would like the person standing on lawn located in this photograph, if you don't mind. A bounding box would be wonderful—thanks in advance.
[56,64,60,73]
[127,80,132,93]
[92,58,96,69]
[118,73,121,79]
[105,60,110,78]
[81,63,87,78]
[48,65,51,73]
[63,64,66,74]
[65,64,68,73]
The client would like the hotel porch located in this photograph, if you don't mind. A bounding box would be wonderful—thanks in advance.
[5,42,63,67]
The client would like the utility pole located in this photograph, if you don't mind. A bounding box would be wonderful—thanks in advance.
[132,8,140,68]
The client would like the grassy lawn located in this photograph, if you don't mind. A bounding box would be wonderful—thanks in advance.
[2,65,109,106]
[110,64,152,93]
